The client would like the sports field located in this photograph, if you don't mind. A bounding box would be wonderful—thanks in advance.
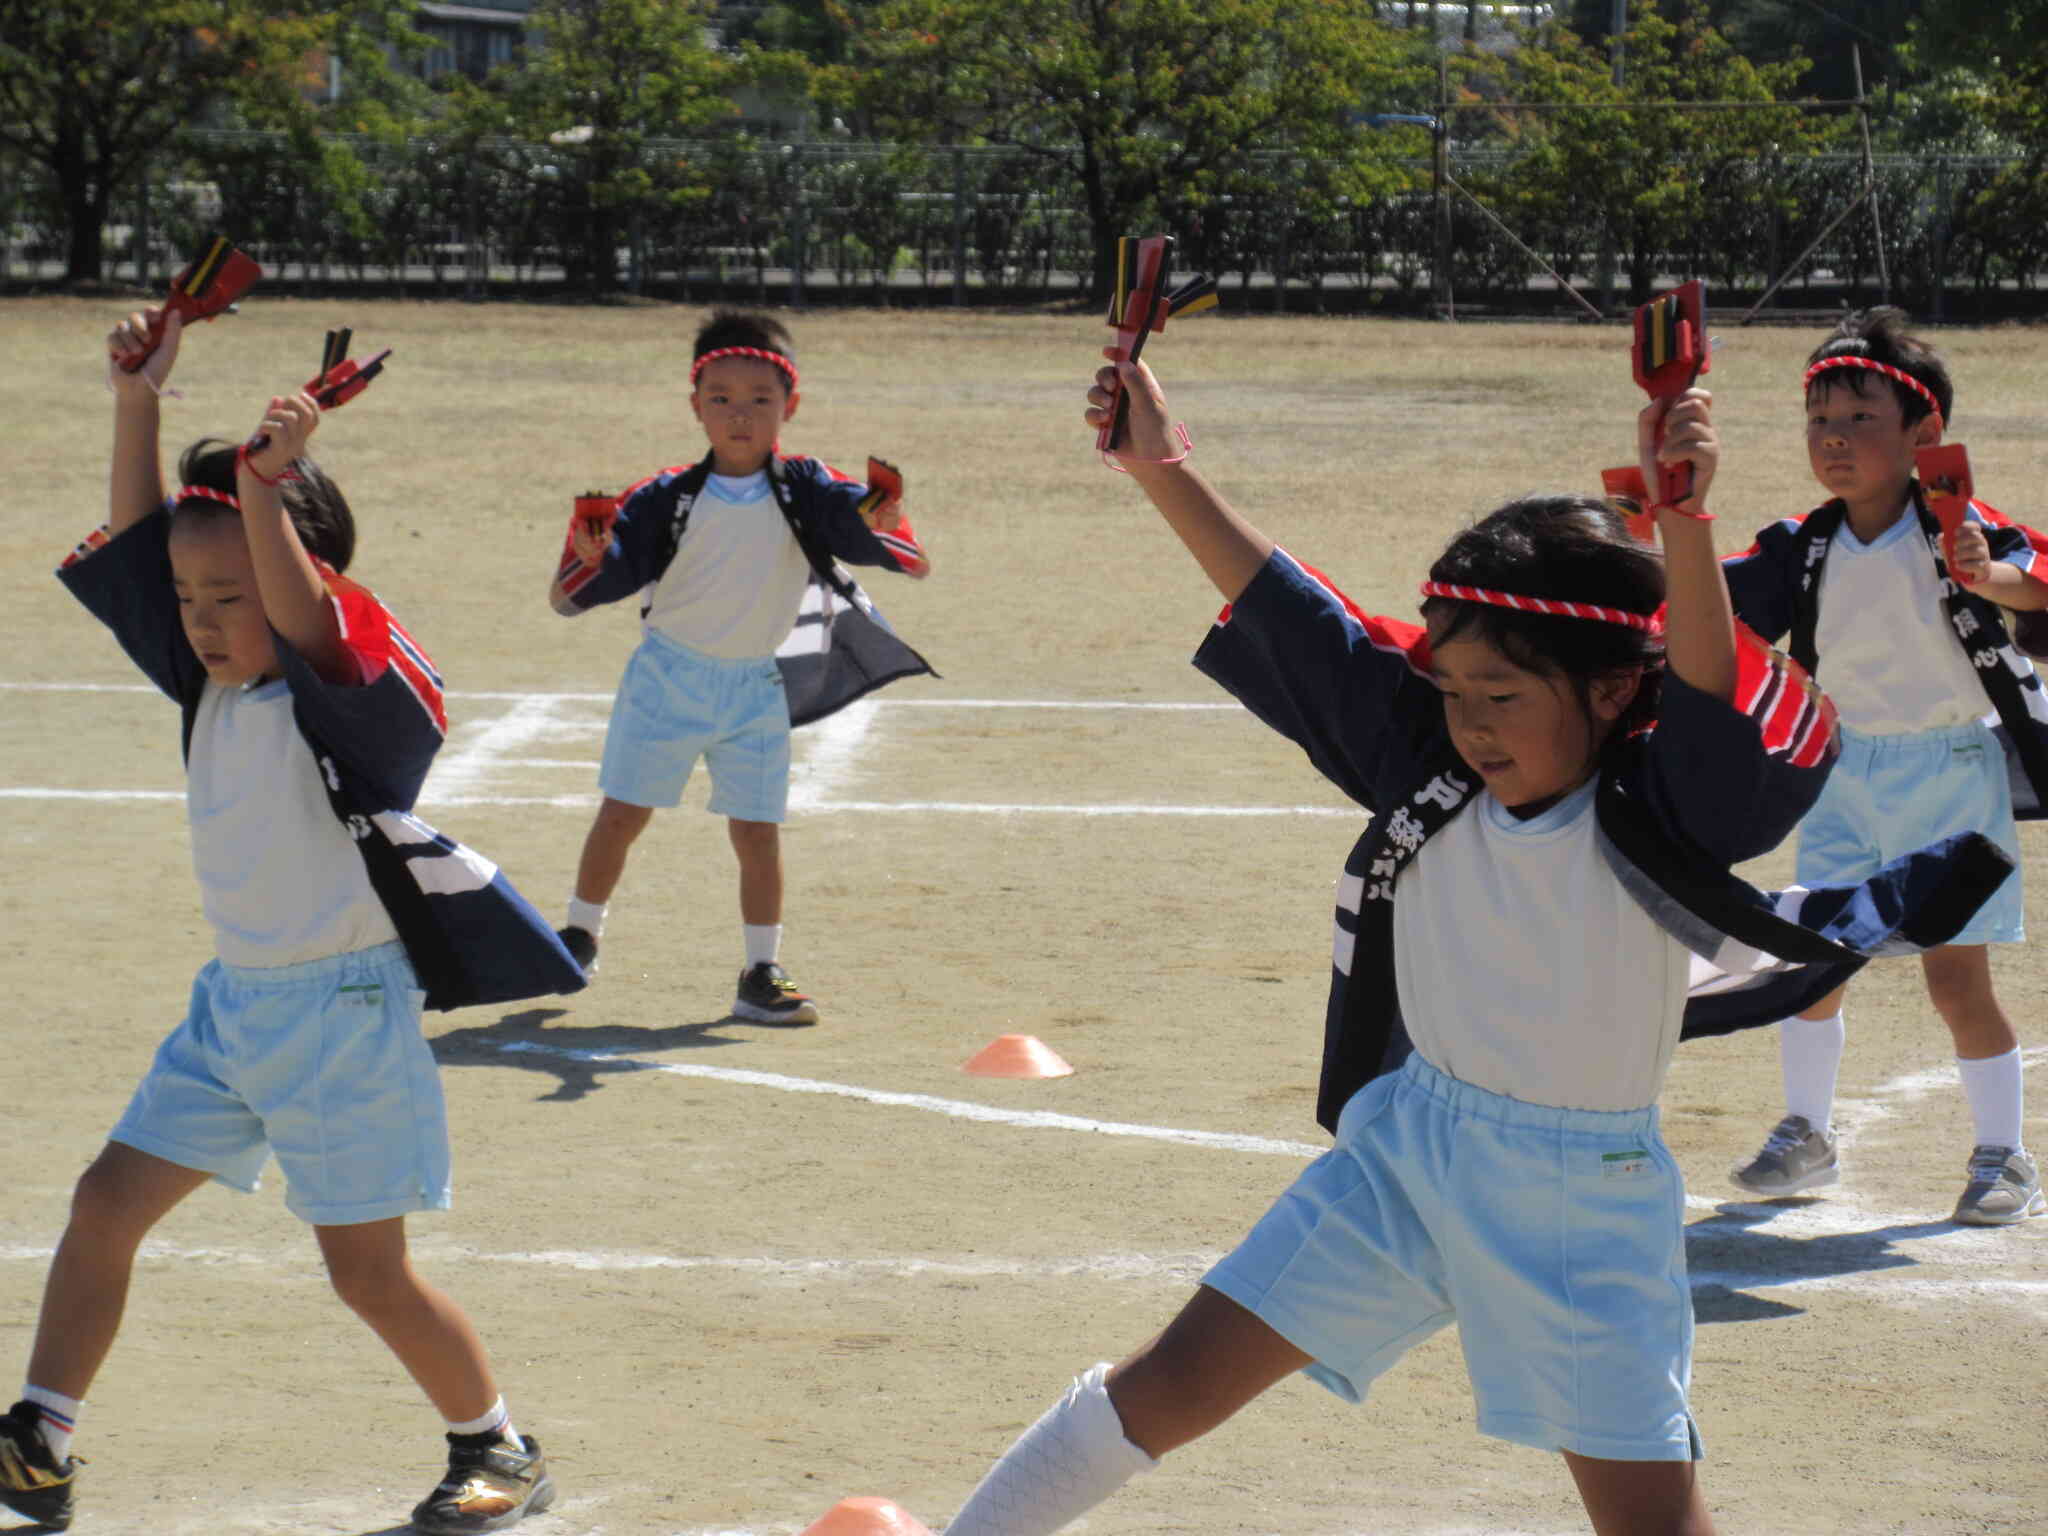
[1,295,2044,1536]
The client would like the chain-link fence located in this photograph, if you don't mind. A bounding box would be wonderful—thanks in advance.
[2,133,2036,319]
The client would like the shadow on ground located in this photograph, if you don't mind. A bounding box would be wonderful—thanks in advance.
[1686,1199,1969,1322]
[431,1005,785,1102]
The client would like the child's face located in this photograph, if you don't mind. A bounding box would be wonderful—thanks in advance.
[691,355,799,475]
[169,513,276,687]
[1805,377,1938,509]
[1430,633,1633,815]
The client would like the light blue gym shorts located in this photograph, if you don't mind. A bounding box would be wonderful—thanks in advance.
[599,628,791,822]
[1204,1052,1701,1462]
[1796,720,2023,945]
[109,940,452,1225]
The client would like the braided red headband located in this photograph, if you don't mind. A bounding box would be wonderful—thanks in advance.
[1420,581,1664,635]
[690,346,798,390]
[1803,354,1942,421]
[173,486,241,512]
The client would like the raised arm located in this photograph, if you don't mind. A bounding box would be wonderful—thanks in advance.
[238,391,352,683]
[1086,353,1273,603]
[1640,387,1736,704]
[106,308,182,536]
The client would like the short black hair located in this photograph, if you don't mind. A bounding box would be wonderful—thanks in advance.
[692,309,795,377]
[1422,493,1666,741]
[172,437,357,573]
[1806,307,1952,428]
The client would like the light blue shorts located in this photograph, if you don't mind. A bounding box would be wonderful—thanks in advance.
[1204,1053,1701,1462]
[1796,721,2023,945]
[599,629,791,822]
[110,941,452,1226]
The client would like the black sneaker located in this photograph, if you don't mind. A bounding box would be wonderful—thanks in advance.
[733,961,820,1025]
[0,1401,78,1531]
[556,925,598,979]
[410,1431,556,1534]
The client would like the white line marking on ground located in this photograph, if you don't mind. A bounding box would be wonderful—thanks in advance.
[788,698,879,813]
[0,681,1235,710]
[0,787,1353,817]
[423,695,573,802]
[493,1040,1332,1157]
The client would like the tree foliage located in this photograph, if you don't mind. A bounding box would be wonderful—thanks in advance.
[0,0,415,280]
[829,0,1437,295]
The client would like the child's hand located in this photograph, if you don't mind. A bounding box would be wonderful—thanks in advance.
[568,517,611,564]
[861,493,904,533]
[244,391,321,482]
[1638,386,1718,516]
[1089,352,1177,464]
[1950,521,1993,585]
[108,307,181,397]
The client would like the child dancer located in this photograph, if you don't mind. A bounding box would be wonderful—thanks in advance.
[1722,308,2045,1224]
[0,308,581,1534]
[549,309,930,1024]
[933,354,2007,1536]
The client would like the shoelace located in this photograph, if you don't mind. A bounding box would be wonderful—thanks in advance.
[1762,1120,1811,1156]
[1967,1148,2014,1183]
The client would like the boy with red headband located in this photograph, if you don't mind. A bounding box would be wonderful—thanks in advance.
[548,310,931,1023]
[1721,307,2047,1224]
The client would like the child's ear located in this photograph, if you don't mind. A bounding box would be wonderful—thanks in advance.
[689,389,704,424]
[1912,410,1944,449]
[782,389,801,423]
[1590,666,1644,724]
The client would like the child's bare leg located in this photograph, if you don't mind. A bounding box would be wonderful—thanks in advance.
[727,817,783,926]
[1922,944,2018,1059]
[1106,1283,1312,1454]
[573,797,655,906]
[1563,1451,1714,1536]
[28,1143,211,1398]
[315,1217,498,1423]
[946,1287,1308,1536]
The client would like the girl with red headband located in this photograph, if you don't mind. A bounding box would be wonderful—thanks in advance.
[0,307,585,1536]
[547,309,932,1024]
[925,352,2011,1536]
[1720,307,2046,1225]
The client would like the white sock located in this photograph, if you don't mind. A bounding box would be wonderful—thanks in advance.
[743,923,782,968]
[1780,1011,1846,1133]
[567,897,606,938]
[446,1395,518,1447]
[21,1385,81,1462]
[1957,1047,2026,1151]
[946,1365,1157,1536]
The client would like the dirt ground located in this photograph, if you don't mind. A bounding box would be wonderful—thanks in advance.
[1,297,2044,1536]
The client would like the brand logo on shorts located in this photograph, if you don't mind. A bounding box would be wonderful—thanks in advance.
[1602,1148,1651,1178]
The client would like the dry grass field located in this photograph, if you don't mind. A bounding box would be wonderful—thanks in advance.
[1,294,2045,1536]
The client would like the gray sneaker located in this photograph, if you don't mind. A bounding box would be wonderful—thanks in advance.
[1730,1113,1839,1195]
[1953,1145,2046,1226]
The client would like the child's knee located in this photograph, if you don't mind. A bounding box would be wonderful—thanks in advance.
[593,798,655,839]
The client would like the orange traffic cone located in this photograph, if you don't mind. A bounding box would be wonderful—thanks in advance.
[800,1496,934,1536]
[963,1033,1074,1078]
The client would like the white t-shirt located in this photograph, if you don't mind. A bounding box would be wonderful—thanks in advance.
[1392,779,1690,1112]
[641,470,814,658]
[186,677,398,968]
[1814,504,1987,735]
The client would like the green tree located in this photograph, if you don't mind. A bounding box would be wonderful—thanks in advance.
[1917,0,2048,149]
[0,0,414,283]
[830,0,1434,297]
[1482,3,1825,303]
[485,0,739,295]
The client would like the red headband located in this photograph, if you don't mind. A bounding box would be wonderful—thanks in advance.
[1420,581,1664,635]
[1803,355,1942,421]
[173,486,242,512]
[691,346,799,390]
